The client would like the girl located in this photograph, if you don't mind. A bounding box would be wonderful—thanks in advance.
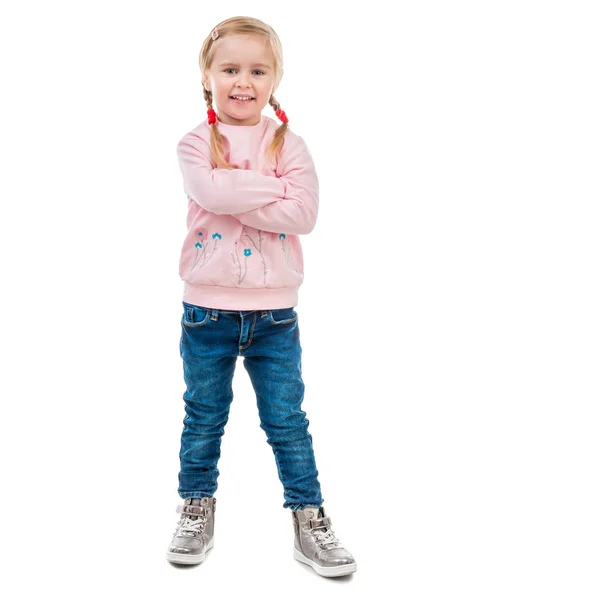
[165,16,357,578]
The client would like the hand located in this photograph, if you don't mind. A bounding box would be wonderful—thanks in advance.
[231,159,252,170]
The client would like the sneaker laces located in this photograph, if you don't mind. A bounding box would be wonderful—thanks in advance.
[312,525,343,550]
[174,514,206,537]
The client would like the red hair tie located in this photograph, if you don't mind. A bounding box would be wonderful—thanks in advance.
[275,108,289,123]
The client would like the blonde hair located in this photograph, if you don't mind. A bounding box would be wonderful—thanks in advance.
[199,16,289,170]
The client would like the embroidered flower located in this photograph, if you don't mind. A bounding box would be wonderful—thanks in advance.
[231,233,253,284]
[231,228,271,284]
[279,233,301,275]
[190,227,222,271]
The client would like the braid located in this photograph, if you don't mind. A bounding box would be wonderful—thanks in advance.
[266,94,289,162]
[204,89,232,169]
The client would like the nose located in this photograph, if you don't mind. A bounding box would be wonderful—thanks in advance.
[236,73,254,88]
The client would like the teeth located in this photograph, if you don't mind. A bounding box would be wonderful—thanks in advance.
[232,96,253,100]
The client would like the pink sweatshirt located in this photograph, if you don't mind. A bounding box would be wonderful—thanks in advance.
[176,114,319,310]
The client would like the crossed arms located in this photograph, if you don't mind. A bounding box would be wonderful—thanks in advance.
[177,132,319,235]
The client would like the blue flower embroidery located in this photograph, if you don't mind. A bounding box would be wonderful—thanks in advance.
[191,228,222,270]
[278,232,301,276]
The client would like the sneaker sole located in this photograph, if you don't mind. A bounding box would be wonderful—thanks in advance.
[293,547,357,577]
[166,536,214,565]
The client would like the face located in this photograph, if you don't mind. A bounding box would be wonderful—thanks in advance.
[203,34,279,126]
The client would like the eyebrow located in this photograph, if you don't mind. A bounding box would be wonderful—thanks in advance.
[218,61,272,69]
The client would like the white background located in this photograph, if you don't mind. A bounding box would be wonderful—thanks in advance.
[1,1,592,598]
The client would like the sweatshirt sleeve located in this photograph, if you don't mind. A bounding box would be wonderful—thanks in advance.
[230,134,320,235]
[177,131,286,215]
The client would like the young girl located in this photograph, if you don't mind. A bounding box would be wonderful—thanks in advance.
[165,16,357,578]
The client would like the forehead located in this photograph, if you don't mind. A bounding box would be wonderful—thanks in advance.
[213,34,274,67]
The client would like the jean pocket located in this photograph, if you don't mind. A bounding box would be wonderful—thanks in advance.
[182,302,211,327]
[269,307,297,325]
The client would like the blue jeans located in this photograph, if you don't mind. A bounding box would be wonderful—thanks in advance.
[177,301,324,511]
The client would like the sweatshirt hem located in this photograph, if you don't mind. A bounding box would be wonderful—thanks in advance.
[183,282,299,310]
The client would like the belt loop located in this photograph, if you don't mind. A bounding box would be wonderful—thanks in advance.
[210,308,218,321]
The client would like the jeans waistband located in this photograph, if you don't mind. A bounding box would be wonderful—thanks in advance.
[207,308,269,321]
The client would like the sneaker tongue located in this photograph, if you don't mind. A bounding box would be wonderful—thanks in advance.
[186,498,205,520]
[298,507,329,536]
[303,506,322,521]
[304,507,339,547]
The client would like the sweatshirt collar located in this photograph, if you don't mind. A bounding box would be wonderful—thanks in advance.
[210,115,268,133]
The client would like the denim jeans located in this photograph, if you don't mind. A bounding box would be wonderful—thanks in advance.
[177,301,324,511]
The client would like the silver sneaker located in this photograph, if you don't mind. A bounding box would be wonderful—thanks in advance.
[292,506,357,577]
[166,497,216,565]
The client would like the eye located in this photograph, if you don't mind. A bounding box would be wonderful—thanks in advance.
[224,68,265,75]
